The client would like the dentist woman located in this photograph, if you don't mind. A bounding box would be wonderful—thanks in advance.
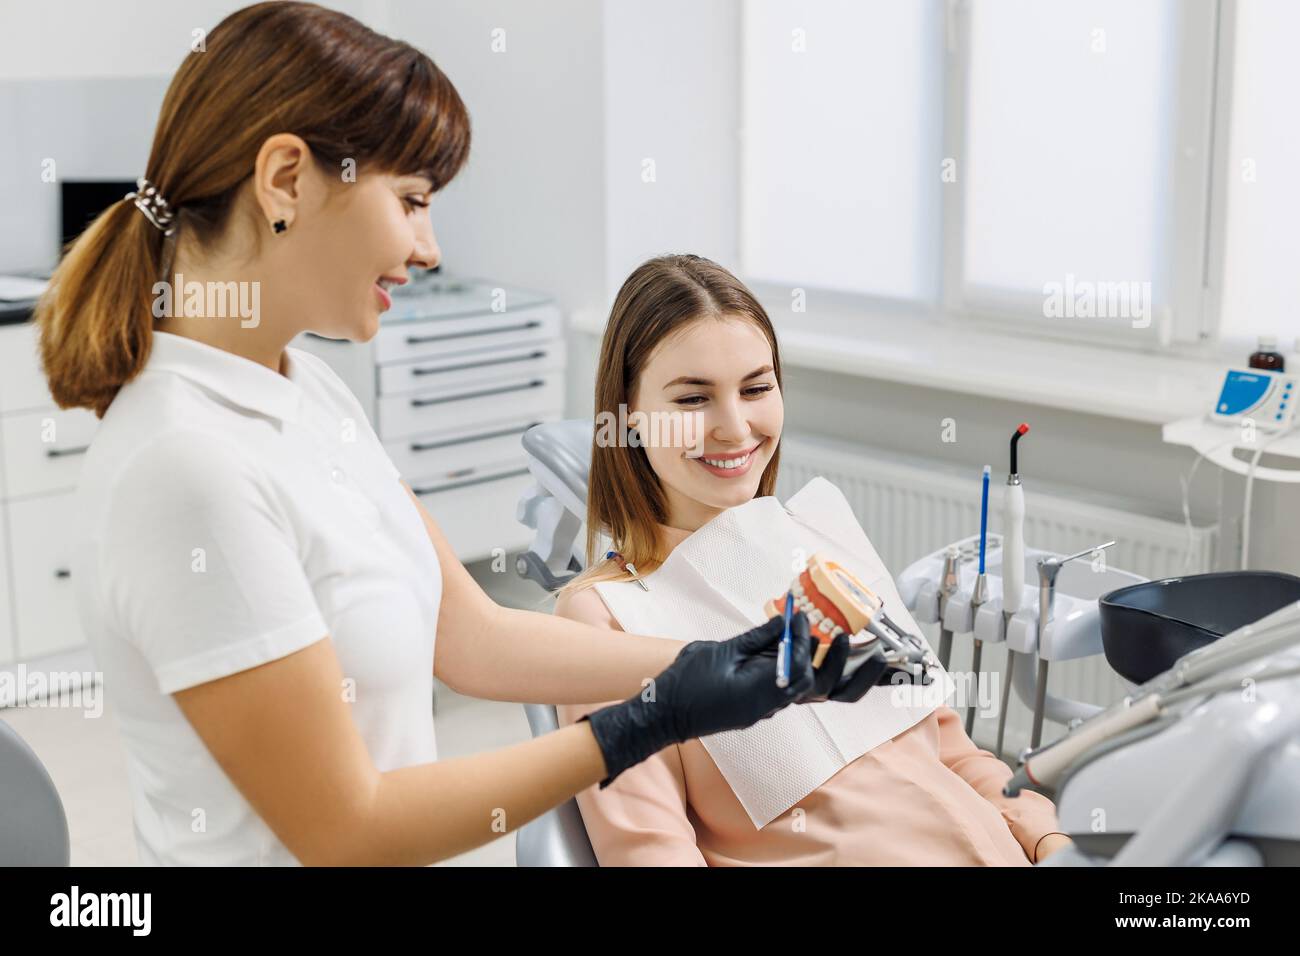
[34,2,876,867]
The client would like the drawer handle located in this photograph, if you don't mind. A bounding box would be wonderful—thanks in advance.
[411,350,546,377]
[54,568,71,579]
[412,466,530,497]
[46,445,90,458]
[409,421,539,454]
[409,380,543,409]
[405,320,541,346]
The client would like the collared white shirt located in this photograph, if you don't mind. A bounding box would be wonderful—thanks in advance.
[73,330,442,866]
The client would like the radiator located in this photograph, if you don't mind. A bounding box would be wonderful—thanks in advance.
[775,432,1218,761]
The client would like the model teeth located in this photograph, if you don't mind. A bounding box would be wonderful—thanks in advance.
[702,452,751,469]
[787,592,844,638]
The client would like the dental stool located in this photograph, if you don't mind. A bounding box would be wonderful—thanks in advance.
[514,420,599,867]
[0,718,71,865]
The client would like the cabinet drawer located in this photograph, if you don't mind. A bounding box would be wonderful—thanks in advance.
[374,304,561,365]
[378,341,564,397]
[412,467,536,564]
[384,418,549,484]
[0,323,54,413]
[8,494,84,660]
[2,407,99,499]
[377,373,564,442]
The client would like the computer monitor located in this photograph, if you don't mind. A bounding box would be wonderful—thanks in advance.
[60,179,135,255]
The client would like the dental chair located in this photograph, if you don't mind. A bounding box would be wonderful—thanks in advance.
[514,420,599,867]
[0,718,71,865]
[515,421,1300,866]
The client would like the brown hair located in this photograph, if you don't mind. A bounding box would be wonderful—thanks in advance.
[560,254,783,598]
[36,1,471,417]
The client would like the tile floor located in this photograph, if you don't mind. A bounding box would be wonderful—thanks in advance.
[1,556,553,867]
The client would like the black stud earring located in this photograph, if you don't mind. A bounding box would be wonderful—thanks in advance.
[273,219,287,234]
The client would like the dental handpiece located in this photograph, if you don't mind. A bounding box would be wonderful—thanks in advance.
[1002,424,1029,618]
[1005,656,1300,797]
[1005,599,1300,795]
[1004,602,1300,800]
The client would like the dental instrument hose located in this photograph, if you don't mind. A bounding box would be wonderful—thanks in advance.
[1240,420,1297,569]
[1006,662,1300,797]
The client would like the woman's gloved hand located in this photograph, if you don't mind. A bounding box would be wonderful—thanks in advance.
[783,611,889,703]
[584,610,869,786]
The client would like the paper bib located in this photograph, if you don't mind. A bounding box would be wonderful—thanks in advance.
[594,476,953,829]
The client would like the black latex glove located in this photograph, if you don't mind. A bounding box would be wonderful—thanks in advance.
[784,612,888,703]
[583,612,816,786]
[805,625,933,700]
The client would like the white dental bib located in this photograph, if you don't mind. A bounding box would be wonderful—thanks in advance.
[594,477,953,828]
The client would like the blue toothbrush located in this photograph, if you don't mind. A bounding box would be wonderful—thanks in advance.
[776,592,794,688]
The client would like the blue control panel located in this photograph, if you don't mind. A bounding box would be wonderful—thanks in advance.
[1211,368,1297,431]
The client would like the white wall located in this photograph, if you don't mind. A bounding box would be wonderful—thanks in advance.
[0,0,386,271]
[398,0,606,312]
[602,0,740,302]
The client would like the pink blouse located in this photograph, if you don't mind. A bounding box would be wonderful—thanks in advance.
[556,576,1064,866]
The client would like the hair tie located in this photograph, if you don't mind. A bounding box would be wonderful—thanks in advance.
[125,177,176,236]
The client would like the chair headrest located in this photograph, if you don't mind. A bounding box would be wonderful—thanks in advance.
[522,419,594,508]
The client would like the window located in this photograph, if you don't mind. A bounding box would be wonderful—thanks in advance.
[740,0,943,302]
[1215,0,1300,348]
[960,0,1177,321]
[739,0,1238,348]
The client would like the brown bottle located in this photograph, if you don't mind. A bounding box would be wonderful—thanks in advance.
[1249,335,1285,372]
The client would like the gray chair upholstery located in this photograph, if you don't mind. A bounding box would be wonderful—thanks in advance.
[515,702,598,867]
[515,420,600,867]
[0,718,70,865]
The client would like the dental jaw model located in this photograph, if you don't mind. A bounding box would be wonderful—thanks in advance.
[764,553,938,681]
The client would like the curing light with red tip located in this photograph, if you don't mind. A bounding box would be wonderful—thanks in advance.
[1002,424,1030,618]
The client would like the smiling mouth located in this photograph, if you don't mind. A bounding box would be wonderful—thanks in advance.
[692,439,765,476]
[373,274,408,311]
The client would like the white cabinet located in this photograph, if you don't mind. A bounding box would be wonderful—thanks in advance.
[295,277,566,563]
[0,322,56,412]
[7,493,82,660]
[2,406,98,499]
[0,321,96,666]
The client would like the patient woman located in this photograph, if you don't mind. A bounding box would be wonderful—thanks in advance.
[555,254,1073,866]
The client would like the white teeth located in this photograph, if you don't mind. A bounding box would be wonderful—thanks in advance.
[701,452,751,469]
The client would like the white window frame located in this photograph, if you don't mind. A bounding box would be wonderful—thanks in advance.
[1200,0,1275,353]
[739,0,1233,354]
[942,0,1221,348]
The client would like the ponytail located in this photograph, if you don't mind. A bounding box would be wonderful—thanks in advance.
[36,194,164,418]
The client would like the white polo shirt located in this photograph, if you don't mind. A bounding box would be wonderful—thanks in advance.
[73,330,443,866]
